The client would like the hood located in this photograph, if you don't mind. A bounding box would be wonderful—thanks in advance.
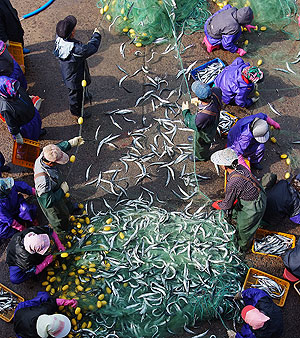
[53,37,74,60]
[236,7,253,25]
[0,76,20,99]
[0,177,14,198]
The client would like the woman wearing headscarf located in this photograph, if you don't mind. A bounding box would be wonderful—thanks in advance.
[6,225,65,284]
[214,57,263,108]
[0,177,37,240]
[227,288,283,338]
[0,76,46,144]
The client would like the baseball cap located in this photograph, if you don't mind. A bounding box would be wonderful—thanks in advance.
[43,144,69,164]
[56,15,77,39]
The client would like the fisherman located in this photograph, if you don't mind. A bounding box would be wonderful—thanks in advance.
[211,148,266,251]
[214,57,263,108]
[53,15,101,118]
[0,151,10,176]
[6,225,65,284]
[204,5,255,55]
[0,76,46,144]
[181,81,222,161]
[14,291,76,338]
[0,177,37,240]
[34,137,85,233]
[227,288,283,337]
[227,113,280,170]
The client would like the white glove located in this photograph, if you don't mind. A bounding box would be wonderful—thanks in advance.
[68,136,85,147]
[61,181,69,194]
[251,96,260,104]
[191,97,200,106]
[181,101,189,111]
[15,133,24,144]
[254,83,258,90]
[93,27,101,35]
[227,330,236,338]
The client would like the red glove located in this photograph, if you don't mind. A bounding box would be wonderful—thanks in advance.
[11,219,25,232]
[56,298,78,308]
[266,116,280,130]
[212,200,222,210]
[35,255,53,274]
[244,24,256,32]
[237,48,246,56]
[31,187,36,195]
[52,230,65,252]
[233,199,238,206]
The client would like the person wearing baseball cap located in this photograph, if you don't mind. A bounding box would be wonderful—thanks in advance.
[181,80,222,161]
[33,137,85,233]
[227,113,280,170]
[227,288,283,338]
[210,148,267,251]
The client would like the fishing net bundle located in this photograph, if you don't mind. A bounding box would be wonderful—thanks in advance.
[96,0,211,45]
[45,203,247,337]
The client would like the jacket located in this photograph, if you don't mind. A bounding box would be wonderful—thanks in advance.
[283,239,300,278]
[6,226,53,271]
[53,32,101,89]
[214,57,254,107]
[14,292,57,338]
[0,41,14,76]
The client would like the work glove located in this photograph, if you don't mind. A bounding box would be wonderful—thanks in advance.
[31,187,36,195]
[237,48,246,56]
[234,291,242,301]
[227,330,236,338]
[11,219,25,232]
[212,200,222,210]
[93,27,101,35]
[68,136,85,147]
[61,181,69,194]
[52,230,66,252]
[15,133,24,144]
[35,254,53,274]
[56,298,78,308]
[191,97,200,106]
[181,101,189,111]
[266,116,280,130]
[251,96,260,104]
[244,24,256,33]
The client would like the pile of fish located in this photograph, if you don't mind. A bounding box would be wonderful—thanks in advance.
[251,275,285,299]
[194,61,224,84]
[217,111,238,136]
[0,287,20,318]
[253,234,293,256]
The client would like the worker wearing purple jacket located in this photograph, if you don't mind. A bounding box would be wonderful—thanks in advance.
[227,112,280,170]
[204,5,256,56]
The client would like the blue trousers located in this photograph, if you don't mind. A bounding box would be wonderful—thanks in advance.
[9,265,34,284]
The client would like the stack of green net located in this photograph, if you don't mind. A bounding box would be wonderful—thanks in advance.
[96,0,211,45]
[46,201,247,337]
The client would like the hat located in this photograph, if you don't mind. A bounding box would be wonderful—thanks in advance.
[210,148,238,167]
[241,66,264,84]
[24,232,50,255]
[0,177,14,197]
[43,144,69,164]
[37,314,71,338]
[251,118,269,143]
[191,81,212,100]
[236,7,254,25]
[56,15,77,39]
[241,305,270,330]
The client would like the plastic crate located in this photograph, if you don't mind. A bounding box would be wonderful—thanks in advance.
[218,111,239,137]
[294,280,300,296]
[0,114,4,123]
[252,228,296,258]
[7,41,25,74]
[243,268,290,307]
[190,58,225,85]
[12,138,40,169]
[0,282,24,322]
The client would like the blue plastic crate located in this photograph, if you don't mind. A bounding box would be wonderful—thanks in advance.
[190,58,225,85]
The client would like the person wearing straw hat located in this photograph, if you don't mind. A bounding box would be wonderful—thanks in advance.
[33,137,84,233]
[210,148,266,251]
[227,113,280,170]
[14,291,76,338]
[6,225,65,284]
[227,288,283,338]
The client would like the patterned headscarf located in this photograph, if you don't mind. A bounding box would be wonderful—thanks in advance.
[0,178,14,198]
[242,66,264,83]
[0,76,19,99]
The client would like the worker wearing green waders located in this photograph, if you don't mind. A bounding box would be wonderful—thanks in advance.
[181,81,222,161]
[210,148,267,251]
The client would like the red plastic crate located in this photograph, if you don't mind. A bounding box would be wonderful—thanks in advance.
[12,138,40,169]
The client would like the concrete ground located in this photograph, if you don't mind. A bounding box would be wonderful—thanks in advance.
[0,0,299,337]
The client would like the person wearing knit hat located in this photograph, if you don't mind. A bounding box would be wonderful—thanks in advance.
[33,137,85,233]
[53,15,102,118]
[181,81,222,161]
[227,288,283,337]
[214,57,263,108]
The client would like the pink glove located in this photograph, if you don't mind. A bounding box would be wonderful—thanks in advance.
[237,48,246,56]
[56,298,78,308]
[244,24,256,32]
[32,187,36,195]
[266,116,280,129]
[11,219,25,232]
[52,230,66,252]
[238,155,250,171]
[35,254,53,274]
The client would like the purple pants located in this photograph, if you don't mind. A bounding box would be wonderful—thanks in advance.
[243,143,265,164]
[10,59,27,90]
[9,265,33,284]
[204,21,241,47]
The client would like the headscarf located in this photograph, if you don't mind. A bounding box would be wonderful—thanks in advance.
[241,305,270,330]
[0,76,19,99]
[241,66,264,83]
[0,177,14,198]
[24,232,50,255]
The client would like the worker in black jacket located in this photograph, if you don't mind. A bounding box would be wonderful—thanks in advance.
[0,151,10,176]
[53,15,101,118]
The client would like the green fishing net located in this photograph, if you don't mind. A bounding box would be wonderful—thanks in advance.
[96,0,211,45]
[46,203,247,337]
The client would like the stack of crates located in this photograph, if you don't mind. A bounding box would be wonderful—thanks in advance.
[8,41,25,73]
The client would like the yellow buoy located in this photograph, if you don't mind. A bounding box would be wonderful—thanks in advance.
[89,227,95,233]
[106,218,113,224]
[78,203,84,209]
[78,269,85,274]
[85,217,90,225]
[121,8,125,14]
[286,158,291,165]
[61,252,69,258]
[97,301,102,308]
[106,14,111,21]
[257,59,263,66]
[77,313,82,321]
[260,26,267,31]
[70,155,76,163]
[81,80,87,87]
[135,42,142,47]
[104,4,109,12]
[78,117,83,125]
[122,28,129,32]
[285,172,290,179]
[129,28,135,34]
[119,232,125,239]
[104,226,111,231]
[62,285,69,291]
[255,91,259,97]
[280,154,288,159]
[87,321,92,328]
[100,8,104,15]
[65,192,70,198]
[244,40,248,46]
[106,287,112,294]
[270,137,277,143]
[98,294,105,300]
[123,16,128,21]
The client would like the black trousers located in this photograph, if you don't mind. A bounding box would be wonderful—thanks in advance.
[68,87,84,116]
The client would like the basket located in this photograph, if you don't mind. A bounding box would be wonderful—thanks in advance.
[294,280,300,296]
[190,58,225,85]
[12,138,40,169]
[252,228,296,258]
[243,268,290,307]
[7,41,25,74]
[0,283,24,322]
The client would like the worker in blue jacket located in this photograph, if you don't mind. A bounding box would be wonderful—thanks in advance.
[0,151,10,176]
